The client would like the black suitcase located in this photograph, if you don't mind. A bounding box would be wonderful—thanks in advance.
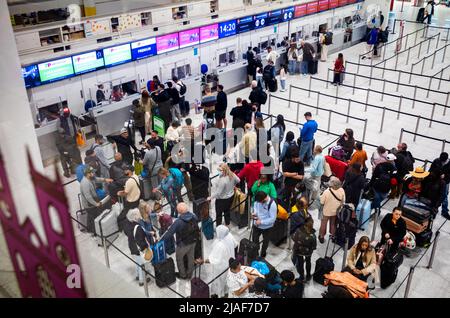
[190,266,210,298]
[380,251,404,289]
[402,202,431,223]
[323,285,353,298]
[238,238,259,265]
[308,60,318,75]
[268,79,278,93]
[230,199,248,229]
[154,258,176,288]
[313,237,335,285]
[193,198,209,220]
[269,219,288,246]
[416,8,425,22]
[414,229,433,248]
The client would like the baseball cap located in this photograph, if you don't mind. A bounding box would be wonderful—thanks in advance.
[386,154,397,161]
[84,166,96,175]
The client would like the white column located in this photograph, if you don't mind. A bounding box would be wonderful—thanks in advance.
[0,0,45,240]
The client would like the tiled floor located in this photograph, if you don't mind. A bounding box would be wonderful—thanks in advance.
[1,1,450,298]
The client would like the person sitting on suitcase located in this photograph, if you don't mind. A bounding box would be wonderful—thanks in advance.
[252,191,278,258]
[280,270,304,298]
[227,258,256,298]
[343,236,376,282]
[380,207,407,253]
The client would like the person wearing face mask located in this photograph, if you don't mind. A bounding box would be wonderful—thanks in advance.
[208,164,240,227]
[343,236,376,282]
[380,207,407,252]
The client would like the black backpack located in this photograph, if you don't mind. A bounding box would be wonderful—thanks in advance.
[374,172,391,193]
[324,32,333,45]
[337,204,354,225]
[179,82,187,96]
[402,153,414,173]
[179,218,200,245]
[263,65,275,82]
[260,90,268,105]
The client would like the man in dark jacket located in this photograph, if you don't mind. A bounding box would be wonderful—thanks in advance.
[132,99,146,144]
[151,84,172,130]
[188,164,210,200]
[107,128,137,166]
[249,81,267,112]
[370,154,397,211]
[300,40,316,75]
[246,46,256,83]
[215,85,228,129]
[429,152,450,219]
[161,203,199,280]
[108,152,127,201]
[166,82,181,122]
[55,128,82,178]
[394,143,415,181]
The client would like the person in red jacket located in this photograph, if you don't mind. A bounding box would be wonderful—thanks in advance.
[325,155,348,182]
[332,53,345,86]
[238,160,264,191]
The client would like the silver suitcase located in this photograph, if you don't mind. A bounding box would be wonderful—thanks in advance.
[140,176,153,201]
[95,209,119,247]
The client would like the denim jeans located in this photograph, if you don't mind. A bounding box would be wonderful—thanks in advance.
[301,61,309,75]
[288,60,297,74]
[299,139,314,165]
[280,79,286,91]
[134,255,145,283]
[372,190,388,211]
[442,183,449,215]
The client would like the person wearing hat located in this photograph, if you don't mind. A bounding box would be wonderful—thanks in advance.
[55,128,82,178]
[400,167,430,207]
[370,153,397,212]
[107,128,137,166]
[79,166,113,234]
[91,134,110,179]
[117,164,142,231]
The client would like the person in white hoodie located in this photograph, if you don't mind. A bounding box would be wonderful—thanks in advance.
[165,121,181,154]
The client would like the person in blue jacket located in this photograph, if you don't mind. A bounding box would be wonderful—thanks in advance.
[252,191,277,258]
[299,112,318,166]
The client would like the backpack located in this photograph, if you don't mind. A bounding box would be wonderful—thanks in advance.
[337,204,355,225]
[263,65,275,82]
[374,171,391,193]
[401,153,414,173]
[179,82,187,96]
[325,32,333,45]
[169,168,184,189]
[76,164,86,182]
[330,146,346,161]
[260,90,268,105]
[179,218,200,245]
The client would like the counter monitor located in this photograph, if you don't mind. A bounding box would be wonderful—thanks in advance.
[156,33,179,54]
[103,43,132,67]
[38,57,75,84]
[72,50,105,75]
[131,38,157,60]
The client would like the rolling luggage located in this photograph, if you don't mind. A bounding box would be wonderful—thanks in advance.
[313,237,336,285]
[414,229,432,248]
[403,215,429,234]
[356,199,372,231]
[238,223,259,265]
[76,210,88,232]
[202,217,215,240]
[230,190,248,228]
[140,176,152,201]
[190,266,210,298]
[269,219,288,246]
[193,198,209,221]
[151,240,167,265]
[154,258,176,288]
[308,60,318,75]
[402,199,431,223]
[268,79,278,93]
[95,208,119,247]
[159,214,175,255]
[416,8,425,22]
[380,248,404,289]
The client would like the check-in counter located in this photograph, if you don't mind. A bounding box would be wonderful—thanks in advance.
[183,75,203,106]
[352,22,368,44]
[90,93,141,137]
[216,60,249,93]
[35,119,60,166]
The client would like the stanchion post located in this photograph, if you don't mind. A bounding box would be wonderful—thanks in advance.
[357,56,361,74]
[268,94,273,127]
[365,89,370,112]
[406,47,411,66]
[409,64,414,84]
[371,209,379,242]
[421,58,426,75]
[413,116,421,142]
[427,231,440,269]
[316,93,320,115]
[296,102,300,124]
[418,41,422,59]
[394,52,399,70]
[442,140,447,154]
[335,84,339,105]
[327,110,332,135]
[397,96,403,120]
[399,128,404,144]
[445,93,450,116]
[412,86,418,109]
[396,72,401,92]
[287,218,292,250]
[346,99,351,123]
[426,76,433,98]
[143,265,149,298]
[352,74,357,95]
[341,238,349,271]
[415,30,419,45]
[438,69,443,90]
[381,80,386,102]
[103,237,110,268]
[247,196,252,230]
[404,34,409,51]
[369,58,374,85]
[380,107,386,133]
[436,33,441,49]
[308,76,313,98]
[429,103,435,128]
[404,267,415,299]
[427,36,432,54]
[383,43,387,61]
[363,119,368,143]
[288,85,292,109]
[443,44,448,64]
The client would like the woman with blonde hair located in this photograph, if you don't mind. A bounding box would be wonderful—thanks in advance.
[319,176,346,243]
[138,200,156,244]
[209,163,240,226]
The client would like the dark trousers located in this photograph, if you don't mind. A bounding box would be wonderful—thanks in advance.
[179,96,188,116]
[283,184,297,209]
[292,254,312,279]
[118,199,140,231]
[215,196,234,226]
[332,72,343,85]
[137,126,146,142]
[86,206,102,234]
[343,266,370,282]
[252,226,272,257]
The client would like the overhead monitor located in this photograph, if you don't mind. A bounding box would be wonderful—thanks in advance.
[179,28,200,49]
[131,38,157,60]
[253,13,268,29]
[156,33,179,54]
[103,43,132,67]
[268,10,283,26]
[72,50,105,75]
[38,57,75,84]
[237,16,255,34]
[22,64,41,88]
[200,24,219,43]
[219,20,237,38]
[282,7,295,21]
[294,4,307,18]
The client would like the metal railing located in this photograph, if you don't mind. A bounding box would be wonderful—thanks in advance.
[410,43,450,81]
[391,19,450,43]
[399,129,449,154]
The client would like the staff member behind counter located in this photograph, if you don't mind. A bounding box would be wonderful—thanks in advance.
[96,84,106,104]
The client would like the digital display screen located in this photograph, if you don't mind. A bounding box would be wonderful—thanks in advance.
[38,57,74,83]
[348,0,357,3]
[131,38,157,60]
[339,0,349,5]
[237,16,254,34]
[179,28,200,48]
[268,10,283,26]
[72,50,105,75]
[200,24,219,43]
[219,20,237,38]
[307,1,319,15]
[295,4,307,18]
[156,33,179,54]
[318,0,329,11]
[283,7,295,21]
[22,64,41,88]
[103,43,132,67]
[253,13,268,29]
[329,0,339,8]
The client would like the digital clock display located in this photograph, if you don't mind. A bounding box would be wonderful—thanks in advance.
[219,20,237,38]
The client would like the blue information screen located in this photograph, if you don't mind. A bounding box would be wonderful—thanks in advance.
[268,10,282,26]
[254,13,268,29]
[22,64,41,88]
[237,16,254,34]
[219,20,237,38]
[283,7,295,21]
[131,38,157,60]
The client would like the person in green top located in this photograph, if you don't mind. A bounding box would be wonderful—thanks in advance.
[251,174,277,204]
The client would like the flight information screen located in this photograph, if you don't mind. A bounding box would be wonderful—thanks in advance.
[72,50,105,74]
[156,33,179,54]
[103,44,132,67]
[200,24,219,43]
[219,20,237,38]
[38,57,75,83]
[237,16,255,34]
[179,28,200,48]
[253,13,268,29]
[22,64,41,88]
[131,38,157,60]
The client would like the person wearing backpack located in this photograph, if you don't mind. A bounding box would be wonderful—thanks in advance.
[343,163,366,208]
[153,168,179,218]
[252,191,278,258]
[280,131,297,163]
[263,61,277,92]
[249,81,268,112]
[160,203,199,280]
[319,177,346,244]
[173,76,188,117]
[117,164,142,231]
[292,217,317,282]
[369,154,397,211]
[394,143,415,182]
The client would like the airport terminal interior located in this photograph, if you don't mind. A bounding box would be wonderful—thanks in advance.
[0,0,450,299]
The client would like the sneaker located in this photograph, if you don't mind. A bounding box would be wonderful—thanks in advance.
[319,237,325,244]
[442,213,450,220]
[138,277,151,287]
[306,274,312,282]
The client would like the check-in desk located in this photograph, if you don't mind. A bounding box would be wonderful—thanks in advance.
[183,75,203,106]
[90,93,140,137]
[216,60,249,93]
[35,119,60,166]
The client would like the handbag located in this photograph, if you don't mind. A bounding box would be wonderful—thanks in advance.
[134,225,154,262]
[231,188,247,215]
